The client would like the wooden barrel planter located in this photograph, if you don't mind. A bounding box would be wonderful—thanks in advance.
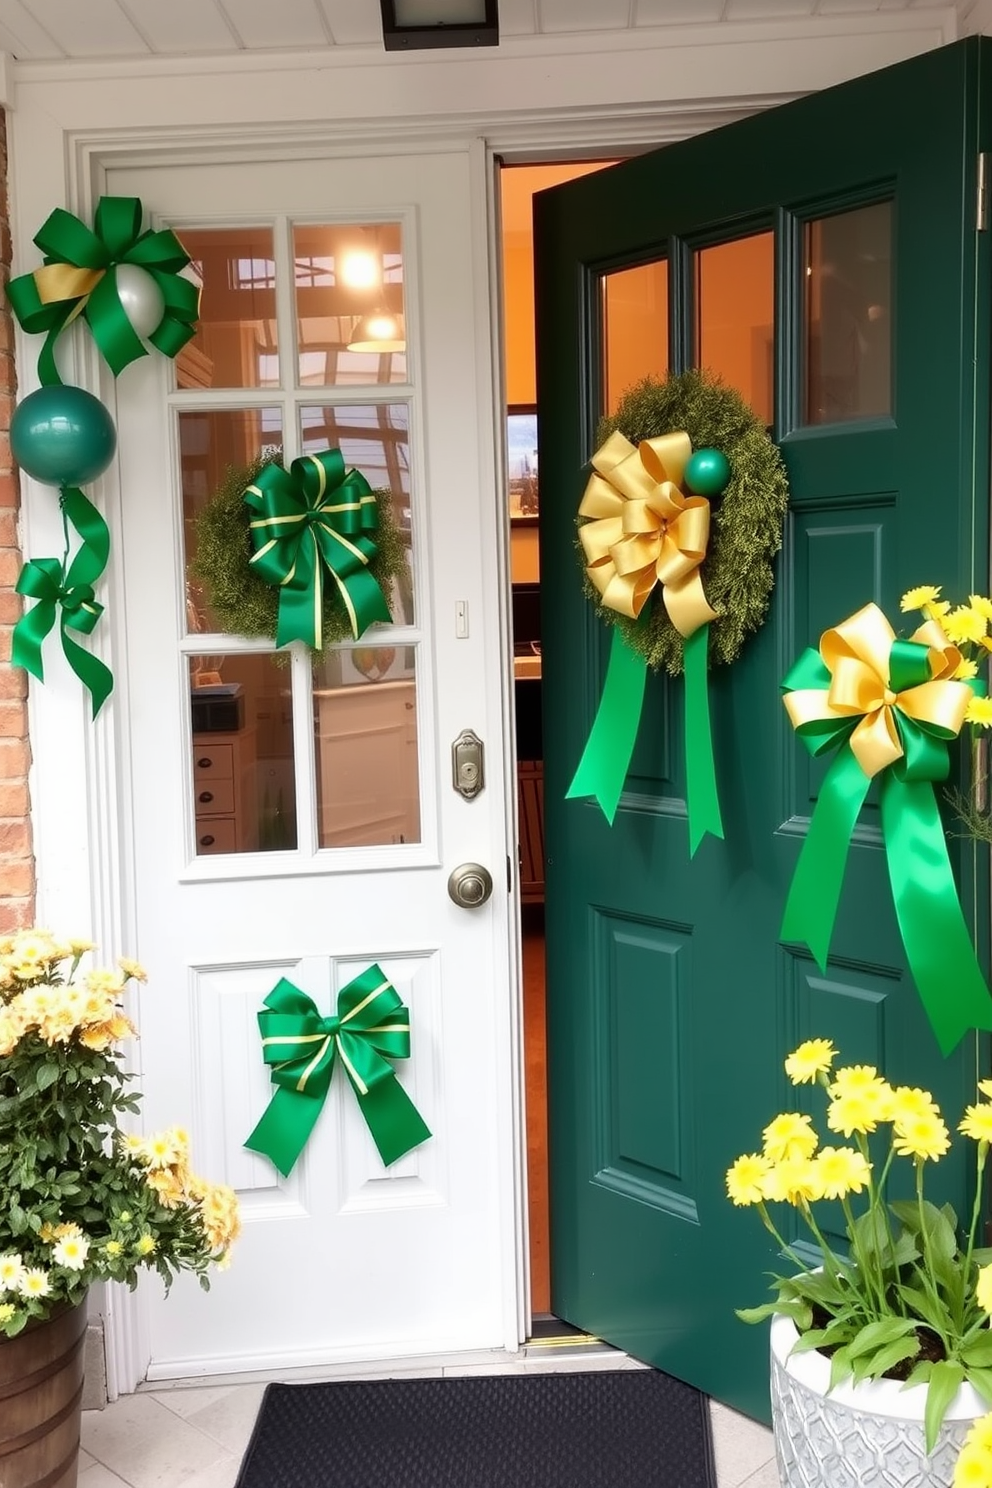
[0,1298,87,1488]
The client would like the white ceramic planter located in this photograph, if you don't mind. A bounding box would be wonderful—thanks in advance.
[770,1313,987,1487]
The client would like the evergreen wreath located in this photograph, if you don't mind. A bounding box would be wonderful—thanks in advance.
[192,454,409,646]
[586,370,789,675]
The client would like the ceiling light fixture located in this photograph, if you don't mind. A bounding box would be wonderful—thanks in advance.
[347,311,406,354]
[379,0,498,51]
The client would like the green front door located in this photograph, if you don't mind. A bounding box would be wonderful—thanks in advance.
[536,37,992,1421]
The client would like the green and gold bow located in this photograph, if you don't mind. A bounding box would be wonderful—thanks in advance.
[568,430,724,854]
[244,966,431,1176]
[7,195,200,385]
[243,449,392,650]
[782,601,992,1053]
[12,486,113,717]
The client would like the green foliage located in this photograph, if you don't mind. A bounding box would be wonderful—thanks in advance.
[191,455,409,646]
[588,370,789,675]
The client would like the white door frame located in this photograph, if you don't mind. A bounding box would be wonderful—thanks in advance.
[7,14,952,1394]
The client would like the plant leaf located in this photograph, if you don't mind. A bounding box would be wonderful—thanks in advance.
[962,1334,992,1367]
[924,1362,966,1455]
[846,1317,918,1361]
[851,1337,920,1384]
[965,1366,992,1406]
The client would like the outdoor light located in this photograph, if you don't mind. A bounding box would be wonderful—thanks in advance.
[379,0,498,51]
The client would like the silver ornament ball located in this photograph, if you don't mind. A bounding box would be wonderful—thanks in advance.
[115,263,166,340]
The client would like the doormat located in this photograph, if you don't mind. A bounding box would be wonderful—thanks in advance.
[234,1367,718,1488]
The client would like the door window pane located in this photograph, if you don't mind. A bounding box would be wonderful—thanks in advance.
[300,403,414,624]
[601,260,668,416]
[175,227,278,390]
[189,654,297,855]
[696,232,774,427]
[294,223,406,387]
[313,648,420,849]
[180,408,284,636]
[804,201,892,425]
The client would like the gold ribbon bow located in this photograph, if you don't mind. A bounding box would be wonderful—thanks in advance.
[783,602,971,779]
[577,429,718,637]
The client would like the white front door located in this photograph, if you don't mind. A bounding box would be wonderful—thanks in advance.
[106,146,516,1378]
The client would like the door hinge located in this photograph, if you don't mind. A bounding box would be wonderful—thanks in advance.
[979,152,989,232]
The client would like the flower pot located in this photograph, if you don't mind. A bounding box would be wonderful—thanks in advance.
[770,1312,987,1487]
[0,1298,88,1488]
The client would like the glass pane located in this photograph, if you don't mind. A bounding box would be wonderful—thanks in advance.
[189,654,297,856]
[294,223,406,387]
[175,227,277,390]
[313,648,420,849]
[696,232,774,427]
[300,404,413,625]
[180,408,284,636]
[602,260,668,416]
[804,201,892,426]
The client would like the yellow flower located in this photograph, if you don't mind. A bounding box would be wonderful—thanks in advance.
[960,1105,992,1144]
[784,1038,836,1085]
[193,1181,242,1250]
[901,585,942,613]
[67,938,95,957]
[17,1267,50,1298]
[944,605,988,645]
[827,1092,880,1138]
[144,1168,188,1209]
[955,657,980,680]
[761,1112,818,1163]
[760,1158,825,1206]
[135,1234,157,1256]
[981,1080,992,1101]
[926,599,952,621]
[52,1235,90,1270]
[954,1442,992,1488]
[0,1254,25,1291]
[890,1086,940,1123]
[0,1303,14,1323]
[967,697,992,729]
[83,967,125,997]
[893,1112,950,1162]
[118,957,148,983]
[139,1128,190,1172]
[978,1265,992,1316]
[971,595,992,622]
[0,1013,20,1056]
[726,1153,773,1207]
[104,1240,122,1257]
[814,1146,872,1200]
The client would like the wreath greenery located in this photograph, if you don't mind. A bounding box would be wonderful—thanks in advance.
[587,370,789,676]
[192,455,409,646]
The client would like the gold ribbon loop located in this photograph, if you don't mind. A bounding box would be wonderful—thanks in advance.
[577,430,718,636]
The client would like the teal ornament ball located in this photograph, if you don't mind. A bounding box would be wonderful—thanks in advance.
[11,385,117,488]
[684,447,731,498]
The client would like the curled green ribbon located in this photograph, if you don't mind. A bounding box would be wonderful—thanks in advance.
[243,448,392,649]
[12,487,113,718]
[244,966,431,1177]
[7,195,200,385]
[781,627,992,1055]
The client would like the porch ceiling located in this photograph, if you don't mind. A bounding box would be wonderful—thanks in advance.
[0,0,976,62]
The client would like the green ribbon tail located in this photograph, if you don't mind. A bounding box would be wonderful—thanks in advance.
[60,625,113,718]
[244,1086,326,1179]
[881,775,992,1054]
[357,1077,433,1167]
[566,625,647,825]
[61,486,110,586]
[684,624,723,856]
[781,745,872,969]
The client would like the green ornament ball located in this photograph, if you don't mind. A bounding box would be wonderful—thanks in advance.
[11,384,117,489]
[684,447,731,498]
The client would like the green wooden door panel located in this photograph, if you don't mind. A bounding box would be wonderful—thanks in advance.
[536,38,992,1421]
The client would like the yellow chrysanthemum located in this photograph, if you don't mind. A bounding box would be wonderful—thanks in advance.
[814,1146,872,1200]
[784,1038,836,1085]
[726,1153,773,1207]
[104,1240,122,1257]
[761,1112,818,1163]
[901,585,942,613]
[0,1303,14,1323]
[144,1169,187,1209]
[890,1086,940,1123]
[118,957,148,983]
[17,1267,50,1298]
[967,697,992,729]
[0,1254,24,1291]
[954,1442,992,1488]
[135,1234,157,1256]
[67,937,95,957]
[955,657,980,680]
[759,1158,825,1206]
[926,599,952,622]
[944,605,988,645]
[971,595,992,622]
[960,1104,992,1144]
[970,1415,992,1454]
[892,1112,950,1162]
[0,1013,20,1056]
[83,967,125,997]
[52,1235,90,1270]
[195,1182,242,1250]
[827,1092,879,1138]
[978,1265,992,1316]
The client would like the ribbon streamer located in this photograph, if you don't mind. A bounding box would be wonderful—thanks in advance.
[243,448,392,649]
[244,966,431,1176]
[568,430,723,853]
[781,601,992,1054]
[12,485,113,717]
[7,195,200,385]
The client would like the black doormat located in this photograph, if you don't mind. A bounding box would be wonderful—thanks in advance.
[235,1368,718,1488]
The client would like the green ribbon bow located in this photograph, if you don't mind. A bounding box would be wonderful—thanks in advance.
[243,449,392,649]
[782,603,992,1054]
[12,486,113,717]
[7,195,200,385]
[244,966,432,1176]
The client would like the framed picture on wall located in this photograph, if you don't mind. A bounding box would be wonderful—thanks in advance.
[507,405,538,523]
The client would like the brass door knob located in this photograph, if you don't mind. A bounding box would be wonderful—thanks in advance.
[447,862,493,908]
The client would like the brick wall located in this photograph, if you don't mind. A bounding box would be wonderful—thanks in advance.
[0,111,34,931]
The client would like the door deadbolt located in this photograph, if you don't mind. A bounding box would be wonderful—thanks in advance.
[447,862,493,908]
[451,729,485,800]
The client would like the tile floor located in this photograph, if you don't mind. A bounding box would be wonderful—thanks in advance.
[80,1349,781,1488]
